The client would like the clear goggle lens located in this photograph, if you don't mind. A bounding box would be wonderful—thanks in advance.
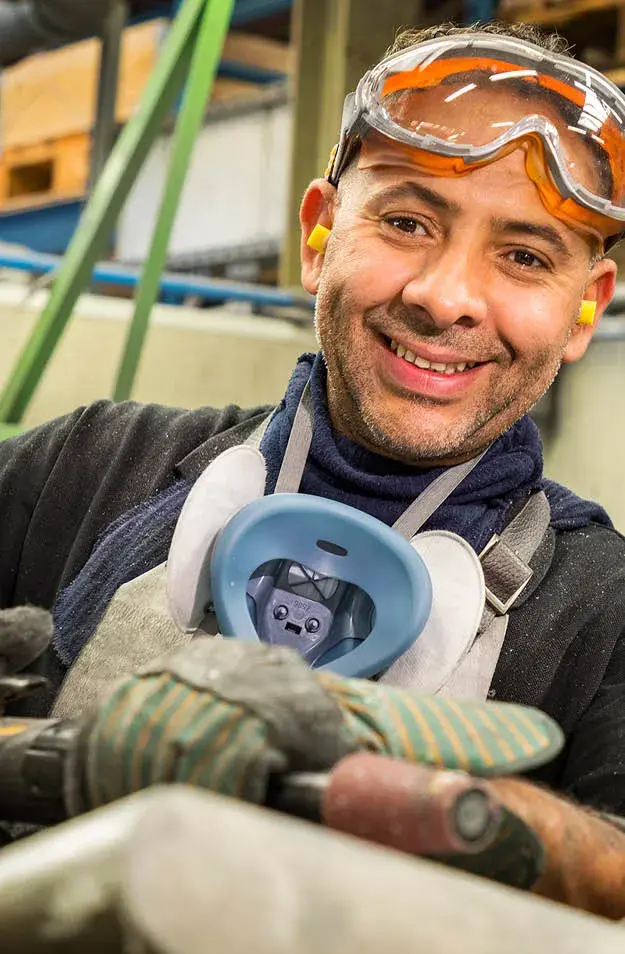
[331,39,625,239]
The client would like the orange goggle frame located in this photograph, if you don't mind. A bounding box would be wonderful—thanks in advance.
[328,51,625,242]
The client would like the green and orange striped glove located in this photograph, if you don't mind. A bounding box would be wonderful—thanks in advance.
[79,637,563,810]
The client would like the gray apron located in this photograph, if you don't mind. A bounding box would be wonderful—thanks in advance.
[53,390,550,718]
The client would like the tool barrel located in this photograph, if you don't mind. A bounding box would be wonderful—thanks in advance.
[319,752,501,856]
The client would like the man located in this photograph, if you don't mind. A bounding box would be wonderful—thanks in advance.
[1,18,625,914]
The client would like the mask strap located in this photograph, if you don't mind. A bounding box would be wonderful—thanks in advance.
[392,451,486,540]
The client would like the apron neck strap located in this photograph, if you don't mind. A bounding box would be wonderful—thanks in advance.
[274,381,315,494]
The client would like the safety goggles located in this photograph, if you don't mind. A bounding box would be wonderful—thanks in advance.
[327,34,625,241]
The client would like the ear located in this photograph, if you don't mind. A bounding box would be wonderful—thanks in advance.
[300,178,337,295]
[562,257,617,364]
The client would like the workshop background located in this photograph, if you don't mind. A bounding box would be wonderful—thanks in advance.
[0,0,624,525]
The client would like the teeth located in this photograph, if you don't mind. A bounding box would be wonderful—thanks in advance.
[388,339,475,374]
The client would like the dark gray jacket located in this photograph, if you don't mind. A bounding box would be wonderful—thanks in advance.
[1,400,625,812]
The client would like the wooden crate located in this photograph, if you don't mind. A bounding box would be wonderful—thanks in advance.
[1,21,168,152]
[1,22,291,153]
[0,133,91,211]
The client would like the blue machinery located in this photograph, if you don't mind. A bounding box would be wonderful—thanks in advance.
[0,248,314,312]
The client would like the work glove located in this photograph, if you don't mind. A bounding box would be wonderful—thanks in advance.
[70,637,563,888]
[77,637,561,889]
[80,636,562,807]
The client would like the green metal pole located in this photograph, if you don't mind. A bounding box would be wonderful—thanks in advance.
[0,0,206,425]
[113,0,235,402]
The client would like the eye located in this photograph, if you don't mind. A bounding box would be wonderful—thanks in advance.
[384,215,428,236]
[507,249,547,270]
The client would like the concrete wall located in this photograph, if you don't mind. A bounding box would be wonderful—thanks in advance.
[117,102,291,263]
[542,339,625,532]
[0,283,317,428]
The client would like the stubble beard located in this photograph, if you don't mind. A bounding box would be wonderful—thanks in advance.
[314,278,568,465]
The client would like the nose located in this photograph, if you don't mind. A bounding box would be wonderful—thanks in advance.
[401,235,488,331]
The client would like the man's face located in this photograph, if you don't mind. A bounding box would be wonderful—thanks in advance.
[300,139,616,466]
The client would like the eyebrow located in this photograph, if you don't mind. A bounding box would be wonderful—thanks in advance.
[369,181,462,216]
[369,183,575,259]
[492,218,572,260]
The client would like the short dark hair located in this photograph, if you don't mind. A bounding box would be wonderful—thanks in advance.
[385,19,572,59]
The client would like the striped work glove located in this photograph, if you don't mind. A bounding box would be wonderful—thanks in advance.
[79,636,562,808]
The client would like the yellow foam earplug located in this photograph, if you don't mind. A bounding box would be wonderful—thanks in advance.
[578,300,597,326]
[307,224,332,254]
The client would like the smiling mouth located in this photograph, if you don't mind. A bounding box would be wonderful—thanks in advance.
[381,335,483,375]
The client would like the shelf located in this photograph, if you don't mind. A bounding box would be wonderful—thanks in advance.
[0,198,85,255]
[133,0,293,28]
[231,0,293,25]
[501,0,625,26]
